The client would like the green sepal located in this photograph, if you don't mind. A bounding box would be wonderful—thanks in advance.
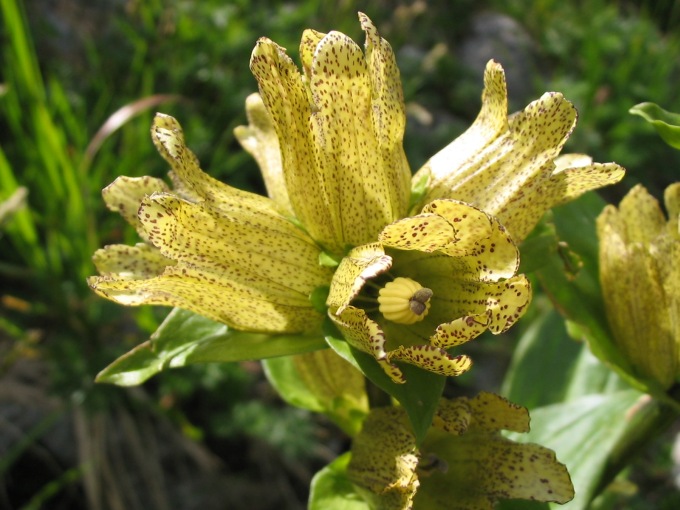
[630,102,680,150]
[310,285,331,313]
[309,452,369,510]
[319,251,342,267]
[408,171,430,213]
[96,308,327,386]
[324,320,444,445]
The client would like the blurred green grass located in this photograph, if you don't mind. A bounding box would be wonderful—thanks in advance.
[2,0,680,508]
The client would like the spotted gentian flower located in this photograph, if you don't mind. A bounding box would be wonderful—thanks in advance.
[89,13,623,383]
[597,183,680,390]
[347,392,574,509]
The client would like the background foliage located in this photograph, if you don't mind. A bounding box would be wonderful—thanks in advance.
[2,0,680,508]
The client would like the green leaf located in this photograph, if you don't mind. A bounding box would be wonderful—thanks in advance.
[319,251,342,267]
[503,303,628,410]
[325,331,445,445]
[502,305,584,409]
[505,390,644,510]
[309,453,369,510]
[630,102,680,149]
[96,308,327,386]
[518,221,558,274]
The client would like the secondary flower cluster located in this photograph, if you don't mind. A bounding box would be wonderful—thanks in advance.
[89,14,623,384]
[598,183,680,391]
[348,393,574,509]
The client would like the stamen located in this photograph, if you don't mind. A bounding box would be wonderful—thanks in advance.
[377,277,433,324]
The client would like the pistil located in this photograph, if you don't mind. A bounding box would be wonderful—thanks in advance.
[377,277,433,324]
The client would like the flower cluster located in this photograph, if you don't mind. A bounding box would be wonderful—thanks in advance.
[89,13,623,384]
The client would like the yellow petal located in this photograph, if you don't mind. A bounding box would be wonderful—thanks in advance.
[326,243,392,312]
[465,392,529,433]
[413,60,624,242]
[482,274,532,333]
[92,113,332,335]
[359,12,411,219]
[329,305,405,383]
[430,313,490,349]
[138,193,331,299]
[411,60,508,204]
[380,199,519,281]
[250,37,339,248]
[307,27,408,246]
[388,344,473,377]
[250,15,410,253]
[664,183,680,234]
[102,176,169,240]
[91,243,175,279]
[550,156,626,212]
[347,406,419,510]
[418,393,574,508]
[151,113,285,217]
[89,264,323,333]
[234,93,291,214]
[300,29,326,79]
[419,434,573,508]
[290,349,369,435]
[378,212,457,252]
[348,394,573,509]
[616,184,666,244]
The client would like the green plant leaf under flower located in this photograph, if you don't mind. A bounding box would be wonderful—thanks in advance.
[630,102,680,150]
[96,308,326,386]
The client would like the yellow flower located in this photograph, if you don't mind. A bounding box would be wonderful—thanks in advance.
[88,119,332,334]
[412,64,625,243]
[247,13,411,253]
[89,13,622,383]
[347,392,574,510]
[325,199,530,383]
[597,184,680,390]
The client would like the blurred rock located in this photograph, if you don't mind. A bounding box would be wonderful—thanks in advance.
[458,11,540,110]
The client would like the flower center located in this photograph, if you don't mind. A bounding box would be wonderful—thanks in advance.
[377,277,433,325]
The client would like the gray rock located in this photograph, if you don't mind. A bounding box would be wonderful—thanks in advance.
[458,11,540,109]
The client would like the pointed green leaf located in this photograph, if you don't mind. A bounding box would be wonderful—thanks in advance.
[96,308,327,386]
[503,303,629,410]
[309,453,369,510]
[630,102,680,149]
[502,306,584,409]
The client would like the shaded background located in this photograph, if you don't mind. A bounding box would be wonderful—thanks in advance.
[2,0,680,508]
